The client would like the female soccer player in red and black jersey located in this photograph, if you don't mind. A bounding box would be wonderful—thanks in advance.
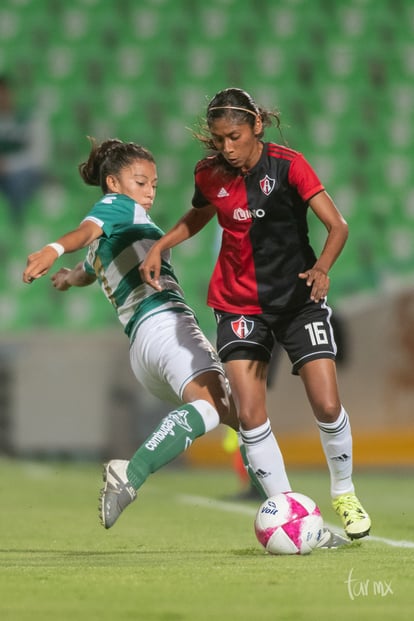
[140,88,371,540]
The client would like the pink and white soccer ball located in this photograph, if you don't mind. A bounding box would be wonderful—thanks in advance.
[254,492,324,555]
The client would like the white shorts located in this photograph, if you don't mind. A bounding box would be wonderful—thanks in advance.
[129,311,224,404]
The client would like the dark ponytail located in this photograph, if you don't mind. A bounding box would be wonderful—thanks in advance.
[78,137,155,193]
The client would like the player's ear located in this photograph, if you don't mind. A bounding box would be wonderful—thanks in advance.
[106,174,118,192]
[254,114,263,137]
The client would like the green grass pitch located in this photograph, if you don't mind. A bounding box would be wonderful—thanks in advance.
[0,458,413,620]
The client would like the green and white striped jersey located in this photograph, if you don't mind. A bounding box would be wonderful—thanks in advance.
[83,193,193,342]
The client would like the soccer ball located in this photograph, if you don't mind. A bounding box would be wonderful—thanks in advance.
[254,492,324,555]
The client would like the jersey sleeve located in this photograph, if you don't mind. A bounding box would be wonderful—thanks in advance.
[288,153,324,202]
[192,183,210,208]
[192,159,215,208]
[82,194,133,236]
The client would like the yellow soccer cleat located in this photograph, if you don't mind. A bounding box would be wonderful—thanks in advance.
[332,493,371,539]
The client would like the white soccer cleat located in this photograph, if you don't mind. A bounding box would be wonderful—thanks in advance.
[316,527,351,549]
[99,460,137,529]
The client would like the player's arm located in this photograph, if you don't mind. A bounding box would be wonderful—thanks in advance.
[298,191,348,302]
[139,204,216,291]
[51,263,96,291]
[23,220,102,284]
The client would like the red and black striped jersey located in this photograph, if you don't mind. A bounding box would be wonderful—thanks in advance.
[192,142,324,314]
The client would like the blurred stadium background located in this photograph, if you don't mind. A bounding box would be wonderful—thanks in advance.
[0,0,413,467]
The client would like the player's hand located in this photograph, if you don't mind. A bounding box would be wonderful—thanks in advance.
[23,247,59,284]
[51,268,72,291]
[139,246,163,291]
[298,267,330,303]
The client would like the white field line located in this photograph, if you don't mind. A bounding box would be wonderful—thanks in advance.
[178,493,414,550]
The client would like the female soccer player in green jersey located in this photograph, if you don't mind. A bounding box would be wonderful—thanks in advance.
[22,138,248,530]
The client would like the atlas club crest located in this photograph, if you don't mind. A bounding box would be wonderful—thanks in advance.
[259,175,275,196]
[231,316,254,339]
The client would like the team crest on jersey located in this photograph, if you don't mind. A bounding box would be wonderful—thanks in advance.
[231,316,254,339]
[259,175,275,196]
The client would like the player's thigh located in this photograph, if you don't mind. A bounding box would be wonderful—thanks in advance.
[129,328,180,403]
[224,358,268,429]
[131,312,222,403]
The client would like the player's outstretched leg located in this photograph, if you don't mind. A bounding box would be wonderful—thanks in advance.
[99,400,220,528]
[99,460,137,529]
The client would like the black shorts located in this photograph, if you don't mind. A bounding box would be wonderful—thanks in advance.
[214,299,337,375]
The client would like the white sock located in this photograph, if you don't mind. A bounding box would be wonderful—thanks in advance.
[240,419,291,497]
[236,432,266,499]
[317,406,355,497]
[190,399,220,432]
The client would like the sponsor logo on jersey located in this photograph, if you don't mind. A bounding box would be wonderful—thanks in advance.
[233,207,265,221]
[259,174,275,196]
[233,207,251,221]
[217,187,229,198]
[231,315,254,339]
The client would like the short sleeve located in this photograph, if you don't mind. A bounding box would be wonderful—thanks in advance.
[192,183,210,208]
[288,153,324,202]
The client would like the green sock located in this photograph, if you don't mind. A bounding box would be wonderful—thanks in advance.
[126,403,206,490]
[239,443,267,500]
